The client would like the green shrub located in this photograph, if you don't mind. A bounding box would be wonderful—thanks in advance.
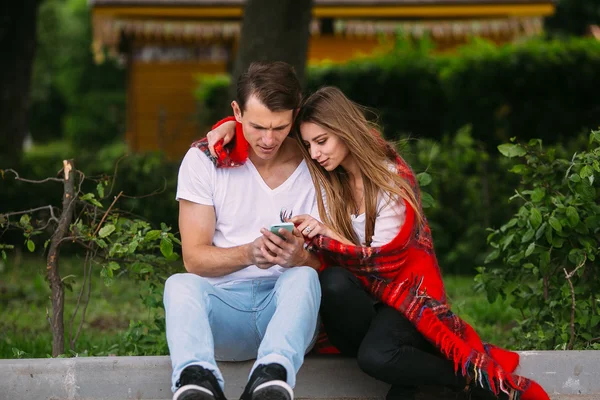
[400,126,519,274]
[478,130,600,349]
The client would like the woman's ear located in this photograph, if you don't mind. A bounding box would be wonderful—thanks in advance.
[231,101,242,123]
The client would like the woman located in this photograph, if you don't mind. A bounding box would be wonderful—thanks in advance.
[289,87,548,400]
[206,87,549,400]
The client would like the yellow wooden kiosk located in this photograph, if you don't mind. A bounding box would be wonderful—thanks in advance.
[89,0,554,159]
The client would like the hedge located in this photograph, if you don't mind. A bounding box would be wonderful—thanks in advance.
[196,37,600,148]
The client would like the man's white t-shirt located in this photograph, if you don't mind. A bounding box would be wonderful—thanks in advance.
[176,147,317,286]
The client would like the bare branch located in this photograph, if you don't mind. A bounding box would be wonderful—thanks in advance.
[105,154,128,199]
[120,177,167,199]
[2,169,64,184]
[1,205,60,225]
[565,254,586,279]
[563,254,587,350]
[73,254,94,348]
[69,252,91,350]
[93,191,124,237]
[563,267,577,350]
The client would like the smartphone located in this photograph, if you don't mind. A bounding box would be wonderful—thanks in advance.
[269,222,295,238]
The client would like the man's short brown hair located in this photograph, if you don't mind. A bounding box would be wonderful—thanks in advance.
[236,61,302,113]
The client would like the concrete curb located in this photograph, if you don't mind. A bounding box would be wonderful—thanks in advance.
[0,351,598,400]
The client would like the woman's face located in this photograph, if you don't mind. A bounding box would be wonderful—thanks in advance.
[300,122,350,171]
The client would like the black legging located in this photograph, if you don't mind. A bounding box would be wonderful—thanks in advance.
[320,267,468,398]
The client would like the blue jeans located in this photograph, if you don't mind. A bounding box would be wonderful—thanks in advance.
[163,267,321,392]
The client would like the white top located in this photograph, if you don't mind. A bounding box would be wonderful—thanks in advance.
[176,147,317,286]
[351,192,406,247]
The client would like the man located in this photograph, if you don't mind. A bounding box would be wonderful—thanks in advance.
[164,62,322,400]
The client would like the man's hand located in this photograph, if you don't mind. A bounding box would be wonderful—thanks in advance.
[206,120,237,158]
[258,226,310,268]
[248,235,275,269]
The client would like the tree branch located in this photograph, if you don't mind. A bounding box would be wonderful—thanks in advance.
[93,191,123,236]
[120,178,167,199]
[1,205,60,224]
[2,169,64,184]
[563,254,587,350]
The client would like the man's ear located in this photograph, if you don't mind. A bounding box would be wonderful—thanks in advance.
[231,101,243,123]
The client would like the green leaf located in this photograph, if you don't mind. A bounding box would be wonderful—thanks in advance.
[27,240,35,252]
[498,144,526,158]
[525,242,536,257]
[160,238,174,258]
[128,241,139,254]
[1,250,6,261]
[19,214,31,227]
[501,234,515,250]
[108,261,120,271]
[521,228,535,243]
[552,237,565,248]
[545,224,553,245]
[144,230,162,242]
[549,217,562,233]
[484,249,500,264]
[580,165,594,184]
[531,188,545,203]
[80,193,104,208]
[98,224,116,238]
[500,218,518,232]
[417,172,432,187]
[509,164,527,174]
[507,251,524,265]
[97,183,105,198]
[420,192,436,209]
[569,174,581,183]
[565,207,579,227]
[535,222,547,240]
[529,208,542,229]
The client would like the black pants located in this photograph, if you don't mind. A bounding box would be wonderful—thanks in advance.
[320,267,467,395]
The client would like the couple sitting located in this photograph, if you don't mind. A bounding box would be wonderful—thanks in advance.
[164,61,549,400]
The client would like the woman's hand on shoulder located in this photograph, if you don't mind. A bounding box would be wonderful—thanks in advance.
[291,214,329,239]
[206,120,236,158]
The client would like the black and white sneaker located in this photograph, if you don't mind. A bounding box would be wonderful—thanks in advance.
[240,363,293,400]
[173,365,227,400]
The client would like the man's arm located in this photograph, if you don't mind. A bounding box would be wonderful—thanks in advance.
[179,199,252,276]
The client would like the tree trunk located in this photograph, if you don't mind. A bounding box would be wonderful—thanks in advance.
[0,1,42,167]
[47,160,76,357]
[230,0,313,99]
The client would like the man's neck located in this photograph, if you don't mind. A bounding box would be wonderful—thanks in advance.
[249,138,298,170]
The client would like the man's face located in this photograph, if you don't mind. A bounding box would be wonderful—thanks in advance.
[232,95,294,160]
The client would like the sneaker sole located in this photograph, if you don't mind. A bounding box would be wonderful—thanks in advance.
[173,384,215,400]
[252,380,293,400]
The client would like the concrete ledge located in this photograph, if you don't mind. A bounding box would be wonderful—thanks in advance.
[0,351,599,400]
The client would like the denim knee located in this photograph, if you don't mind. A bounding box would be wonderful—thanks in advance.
[277,267,321,298]
[164,273,212,304]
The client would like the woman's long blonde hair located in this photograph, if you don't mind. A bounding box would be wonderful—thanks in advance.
[294,86,423,246]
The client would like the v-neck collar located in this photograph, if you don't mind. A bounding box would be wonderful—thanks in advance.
[246,158,306,194]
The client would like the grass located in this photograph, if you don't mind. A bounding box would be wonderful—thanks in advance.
[0,253,167,359]
[0,255,519,359]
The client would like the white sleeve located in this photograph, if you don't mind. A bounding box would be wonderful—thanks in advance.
[176,148,215,206]
[370,194,406,247]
